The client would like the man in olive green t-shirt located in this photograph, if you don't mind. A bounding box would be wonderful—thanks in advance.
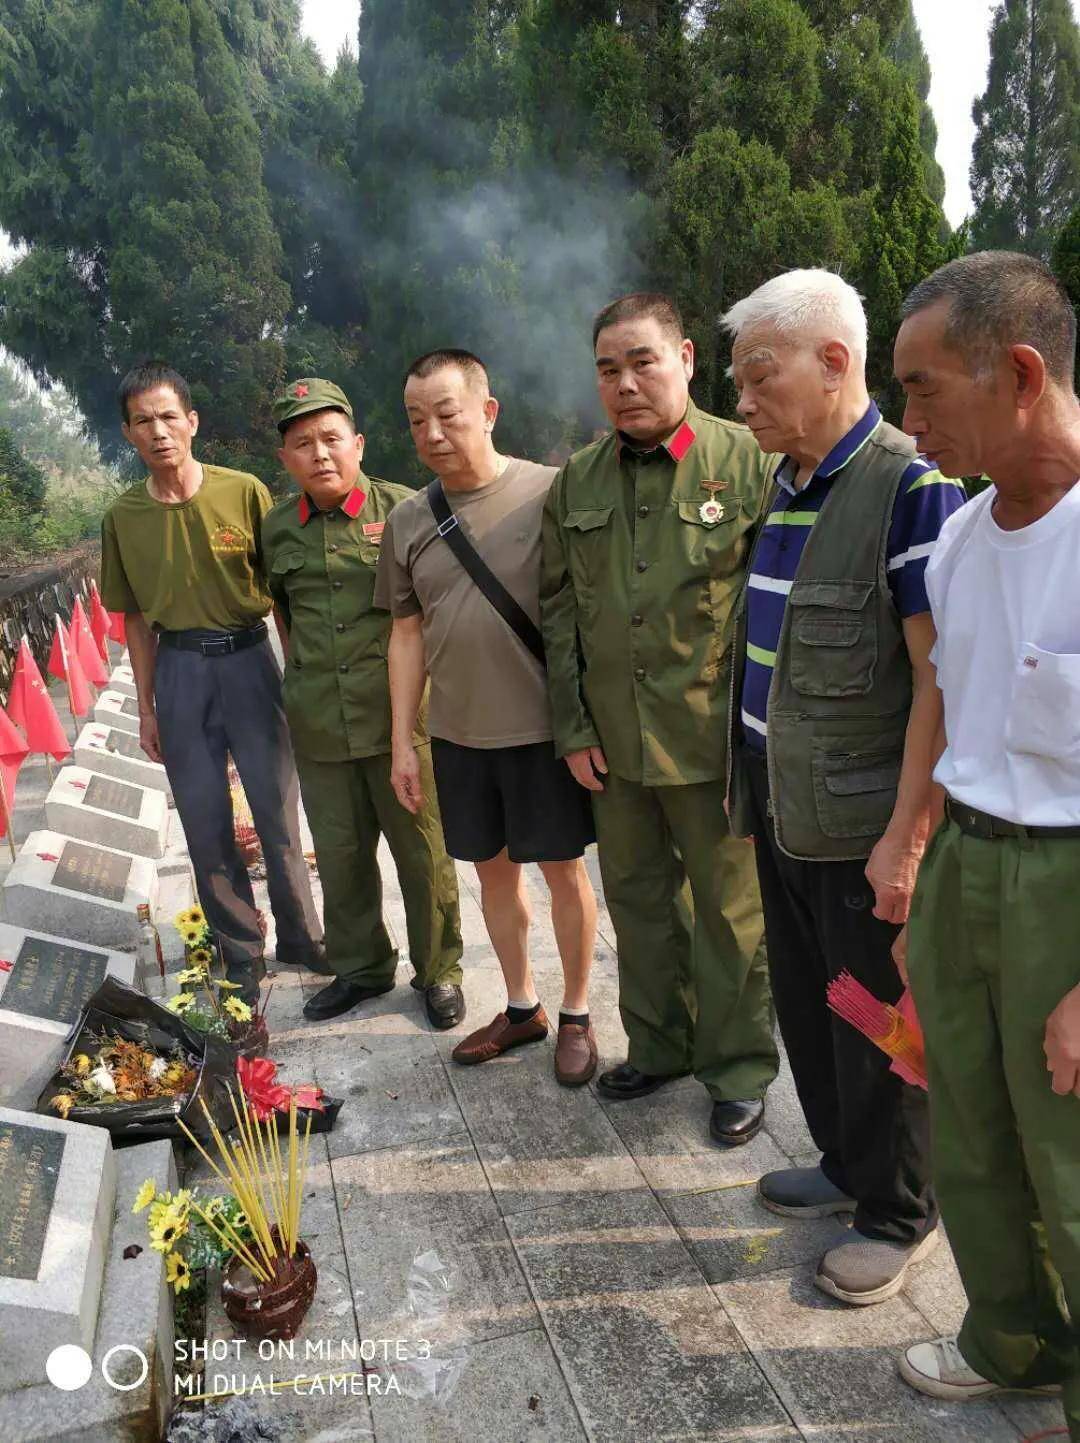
[100,361,323,1000]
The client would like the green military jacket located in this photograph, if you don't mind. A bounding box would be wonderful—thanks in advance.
[261,473,425,762]
[540,401,773,787]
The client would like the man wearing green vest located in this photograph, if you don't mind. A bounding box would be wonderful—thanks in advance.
[721,270,967,1305]
[540,291,778,1146]
[260,379,464,1026]
[894,254,1080,1439]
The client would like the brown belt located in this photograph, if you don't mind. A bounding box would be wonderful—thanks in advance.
[945,795,1080,841]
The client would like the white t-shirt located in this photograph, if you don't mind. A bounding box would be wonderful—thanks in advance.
[927,481,1080,825]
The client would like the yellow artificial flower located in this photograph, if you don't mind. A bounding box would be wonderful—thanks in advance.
[189,947,214,967]
[215,979,243,991]
[163,1061,188,1085]
[171,1188,193,1221]
[176,967,207,985]
[222,996,252,1023]
[174,906,206,931]
[132,1179,157,1214]
[165,992,196,1015]
[71,1053,92,1076]
[164,1251,191,1293]
[149,1203,189,1253]
[178,925,203,947]
[51,1093,75,1119]
[202,1195,226,1220]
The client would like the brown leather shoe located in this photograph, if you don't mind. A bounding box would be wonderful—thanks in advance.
[452,1007,550,1065]
[554,1021,598,1086]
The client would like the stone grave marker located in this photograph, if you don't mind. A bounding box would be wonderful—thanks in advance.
[106,663,136,699]
[73,722,173,802]
[92,690,140,737]
[0,1107,116,1392]
[0,924,137,1109]
[1,830,157,947]
[45,766,168,859]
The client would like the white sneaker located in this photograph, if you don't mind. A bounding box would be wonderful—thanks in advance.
[899,1335,1062,1402]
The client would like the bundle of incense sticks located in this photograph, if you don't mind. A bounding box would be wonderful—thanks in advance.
[826,971,928,1090]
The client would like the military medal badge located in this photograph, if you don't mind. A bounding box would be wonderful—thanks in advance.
[699,480,726,524]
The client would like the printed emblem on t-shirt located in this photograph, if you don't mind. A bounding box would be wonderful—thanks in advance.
[209,522,250,556]
[1023,655,1039,669]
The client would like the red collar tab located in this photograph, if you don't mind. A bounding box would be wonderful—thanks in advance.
[297,486,366,525]
[341,486,366,519]
[664,420,697,462]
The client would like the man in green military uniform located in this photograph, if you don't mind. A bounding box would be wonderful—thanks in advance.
[540,292,778,1145]
[262,378,464,1026]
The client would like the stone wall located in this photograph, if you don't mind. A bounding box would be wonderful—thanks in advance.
[0,544,100,700]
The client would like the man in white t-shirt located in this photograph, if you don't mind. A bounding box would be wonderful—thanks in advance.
[891,251,1080,1438]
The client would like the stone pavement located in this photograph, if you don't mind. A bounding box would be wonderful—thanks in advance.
[205,843,1066,1443]
[1,723,1068,1442]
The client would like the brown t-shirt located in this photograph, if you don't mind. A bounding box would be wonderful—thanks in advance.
[374,458,557,748]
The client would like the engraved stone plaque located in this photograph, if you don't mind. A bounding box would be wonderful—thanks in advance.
[0,1121,64,1280]
[52,841,130,903]
[1,936,108,1025]
[83,774,142,820]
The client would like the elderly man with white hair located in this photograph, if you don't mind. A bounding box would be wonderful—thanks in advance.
[721,269,967,1305]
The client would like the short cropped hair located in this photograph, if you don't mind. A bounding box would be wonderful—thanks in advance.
[118,361,193,423]
[902,251,1077,386]
[592,293,685,351]
[403,349,490,393]
[720,269,868,364]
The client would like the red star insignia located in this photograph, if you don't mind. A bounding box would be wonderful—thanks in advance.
[71,781,87,790]
[0,960,11,973]
[294,383,309,398]
[37,852,59,862]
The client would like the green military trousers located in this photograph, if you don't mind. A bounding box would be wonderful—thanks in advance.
[591,770,778,1100]
[908,819,1080,1437]
[295,746,463,991]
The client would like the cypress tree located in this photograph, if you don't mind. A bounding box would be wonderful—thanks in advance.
[970,0,1080,258]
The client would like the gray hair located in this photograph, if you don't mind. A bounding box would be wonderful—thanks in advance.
[720,269,868,364]
[902,251,1077,386]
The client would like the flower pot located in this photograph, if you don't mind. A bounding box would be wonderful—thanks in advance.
[231,1017,269,1061]
[221,1232,317,1341]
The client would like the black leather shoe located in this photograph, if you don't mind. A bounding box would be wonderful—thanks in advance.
[303,977,394,1021]
[276,940,333,975]
[596,1061,684,1100]
[709,1098,765,1147]
[425,983,466,1030]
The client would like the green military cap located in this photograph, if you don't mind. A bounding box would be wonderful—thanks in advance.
[273,377,354,433]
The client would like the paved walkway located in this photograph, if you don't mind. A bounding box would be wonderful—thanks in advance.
[2,713,1068,1442]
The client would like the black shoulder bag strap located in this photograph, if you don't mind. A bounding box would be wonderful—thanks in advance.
[425,479,546,669]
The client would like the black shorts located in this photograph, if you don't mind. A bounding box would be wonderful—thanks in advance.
[430,738,596,864]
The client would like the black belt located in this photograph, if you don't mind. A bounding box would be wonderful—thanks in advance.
[945,795,1080,841]
[156,622,268,657]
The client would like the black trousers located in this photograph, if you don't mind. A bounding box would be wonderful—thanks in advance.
[745,749,936,1244]
[155,637,323,990]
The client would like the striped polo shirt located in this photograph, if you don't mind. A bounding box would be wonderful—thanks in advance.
[740,403,967,752]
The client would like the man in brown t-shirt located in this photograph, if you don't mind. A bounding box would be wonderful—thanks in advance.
[374,349,599,1085]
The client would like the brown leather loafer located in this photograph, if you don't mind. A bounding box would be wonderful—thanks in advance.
[554,1021,598,1086]
[451,1007,550,1065]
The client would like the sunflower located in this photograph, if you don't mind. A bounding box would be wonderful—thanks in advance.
[178,924,204,947]
[132,1179,157,1214]
[164,1251,191,1293]
[51,1093,75,1119]
[149,1203,189,1253]
[174,906,206,931]
[222,996,252,1023]
[71,1053,92,1076]
[176,966,207,985]
[165,992,196,1014]
[189,947,214,967]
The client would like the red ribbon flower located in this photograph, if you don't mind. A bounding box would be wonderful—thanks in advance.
[236,1056,324,1120]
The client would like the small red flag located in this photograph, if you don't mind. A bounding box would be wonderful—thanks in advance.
[6,639,71,760]
[71,597,109,686]
[0,704,29,839]
[108,611,127,645]
[88,582,111,664]
[48,617,92,719]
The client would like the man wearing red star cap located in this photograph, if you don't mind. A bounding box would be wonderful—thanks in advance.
[261,377,464,1027]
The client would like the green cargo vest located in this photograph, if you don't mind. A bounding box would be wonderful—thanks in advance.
[728,419,917,861]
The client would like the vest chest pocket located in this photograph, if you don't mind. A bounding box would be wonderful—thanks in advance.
[788,580,877,697]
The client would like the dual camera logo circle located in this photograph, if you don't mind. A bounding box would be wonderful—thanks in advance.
[45,1343,149,1392]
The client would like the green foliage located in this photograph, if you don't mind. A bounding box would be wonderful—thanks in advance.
[0,0,957,480]
[970,0,1080,259]
[1051,203,1080,389]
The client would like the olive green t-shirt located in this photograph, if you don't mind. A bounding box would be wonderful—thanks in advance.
[374,458,557,749]
[100,464,274,631]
